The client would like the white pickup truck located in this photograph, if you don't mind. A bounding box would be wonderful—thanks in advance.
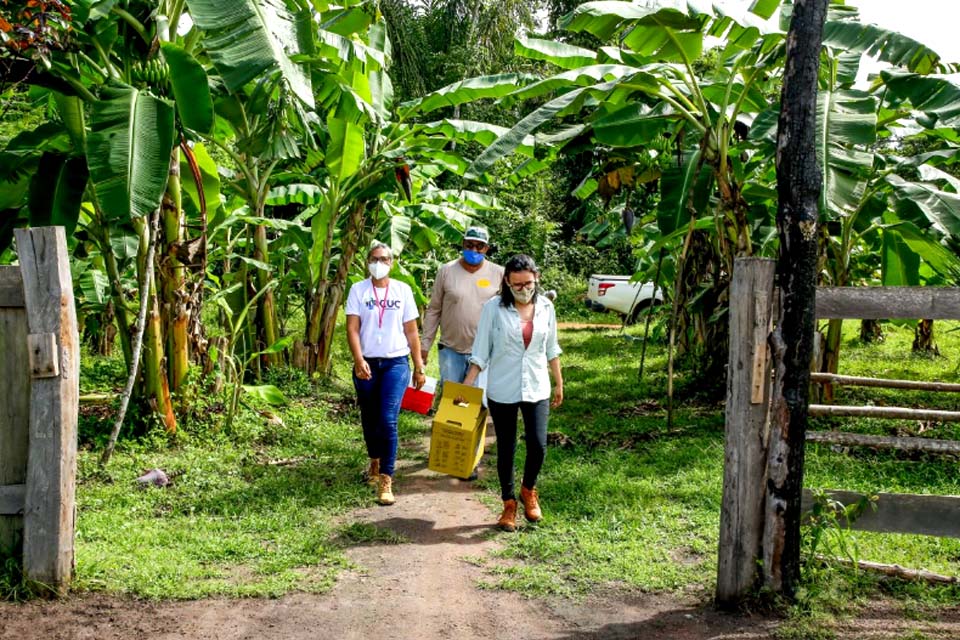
[585,275,663,324]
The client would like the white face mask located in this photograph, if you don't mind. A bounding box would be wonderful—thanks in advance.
[368,261,390,280]
[513,287,536,304]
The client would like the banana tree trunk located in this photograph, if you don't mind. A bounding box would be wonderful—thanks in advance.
[99,225,134,370]
[253,223,281,367]
[860,319,883,343]
[136,217,177,433]
[913,319,939,355]
[303,206,339,375]
[316,203,366,375]
[84,300,118,357]
[160,148,190,394]
[821,318,843,402]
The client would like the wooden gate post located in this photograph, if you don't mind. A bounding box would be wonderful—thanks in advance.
[716,257,775,607]
[15,227,79,594]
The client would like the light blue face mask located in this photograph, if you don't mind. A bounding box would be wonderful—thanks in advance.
[462,249,484,266]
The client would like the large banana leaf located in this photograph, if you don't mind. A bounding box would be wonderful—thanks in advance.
[621,9,705,62]
[918,165,960,194]
[561,1,696,42]
[186,0,314,108]
[514,36,597,70]
[822,20,949,75]
[161,43,214,134]
[501,64,654,106]
[265,183,324,205]
[887,174,960,239]
[325,116,364,184]
[816,89,877,219]
[879,70,960,129]
[750,89,877,219]
[86,86,175,221]
[27,153,88,234]
[313,27,387,69]
[881,228,920,286]
[400,73,537,117]
[465,86,592,180]
[881,214,960,281]
[387,212,411,255]
[419,119,535,154]
[748,0,781,20]
[657,149,712,235]
[593,103,673,147]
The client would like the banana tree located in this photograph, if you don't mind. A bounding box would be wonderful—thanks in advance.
[0,0,319,431]
[434,0,957,381]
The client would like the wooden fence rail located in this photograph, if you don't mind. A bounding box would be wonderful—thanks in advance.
[807,431,960,455]
[810,372,960,393]
[802,490,960,539]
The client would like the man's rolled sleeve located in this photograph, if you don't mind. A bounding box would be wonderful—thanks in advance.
[420,266,445,351]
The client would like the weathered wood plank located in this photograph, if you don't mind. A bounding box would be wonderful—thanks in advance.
[809,404,960,422]
[27,332,60,378]
[802,489,960,538]
[15,227,79,595]
[0,266,24,308]
[807,430,960,454]
[817,287,960,320]
[810,372,960,393]
[0,304,29,554]
[0,485,26,516]
[717,258,775,605]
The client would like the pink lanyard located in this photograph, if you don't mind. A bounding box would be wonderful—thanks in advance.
[372,280,390,329]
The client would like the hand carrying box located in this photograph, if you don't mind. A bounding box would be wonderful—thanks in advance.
[427,381,487,478]
[401,374,437,415]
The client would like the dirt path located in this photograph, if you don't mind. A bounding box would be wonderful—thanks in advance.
[3,437,959,639]
[557,322,621,330]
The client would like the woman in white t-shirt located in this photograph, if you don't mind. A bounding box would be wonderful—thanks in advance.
[346,241,426,505]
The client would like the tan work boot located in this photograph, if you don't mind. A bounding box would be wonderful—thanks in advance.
[498,499,518,532]
[364,458,380,487]
[377,474,396,505]
[519,485,542,522]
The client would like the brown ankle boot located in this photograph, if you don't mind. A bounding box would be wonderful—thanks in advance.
[519,485,542,522]
[364,458,380,487]
[498,499,518,532]
[378,474,395,505]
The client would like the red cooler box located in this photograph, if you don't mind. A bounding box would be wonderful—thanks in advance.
[401,374,437,414]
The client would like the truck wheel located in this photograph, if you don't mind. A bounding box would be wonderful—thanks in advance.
[627,300,657,325]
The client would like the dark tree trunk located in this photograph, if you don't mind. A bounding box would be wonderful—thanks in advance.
[860,318,883,343]
[764,0,828,599]
[912,319,939,355]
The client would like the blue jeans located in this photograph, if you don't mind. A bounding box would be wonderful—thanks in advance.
[353,356,410,477]
[438,346,487,404]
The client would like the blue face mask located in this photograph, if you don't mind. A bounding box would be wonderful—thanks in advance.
[462,249,484,266]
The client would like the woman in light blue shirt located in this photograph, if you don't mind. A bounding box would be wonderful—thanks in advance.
[463,254,563,532]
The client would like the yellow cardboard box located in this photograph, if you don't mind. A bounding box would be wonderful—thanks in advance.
[427,381,487,478]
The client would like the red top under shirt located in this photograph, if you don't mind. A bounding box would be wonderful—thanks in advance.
[521,319,533,348]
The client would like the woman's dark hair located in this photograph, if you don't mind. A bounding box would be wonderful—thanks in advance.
[500,254,540,307]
